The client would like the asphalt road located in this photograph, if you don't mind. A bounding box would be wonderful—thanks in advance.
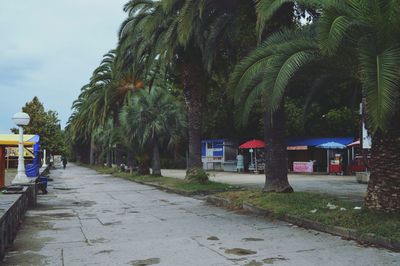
[4,164,398,266]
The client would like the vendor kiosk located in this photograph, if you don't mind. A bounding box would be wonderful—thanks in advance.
[0,147,5,188]
[201,139,237,171]
[0,134,40,188]
[329,154,342,174]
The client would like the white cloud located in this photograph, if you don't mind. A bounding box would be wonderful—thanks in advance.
[0,0,128,133]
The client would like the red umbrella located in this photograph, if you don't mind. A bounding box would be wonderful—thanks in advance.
[347,139,360,147]
[239,139,266,149]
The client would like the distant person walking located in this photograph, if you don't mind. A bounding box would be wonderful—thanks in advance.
[62,156,68,169]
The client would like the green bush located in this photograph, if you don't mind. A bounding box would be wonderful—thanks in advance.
[185,168,209,184]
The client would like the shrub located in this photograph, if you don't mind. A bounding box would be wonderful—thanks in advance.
[185,168,209,184]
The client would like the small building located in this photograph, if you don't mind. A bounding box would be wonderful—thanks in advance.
[201,139,237,171]
[287,137,354,173]
[0,134,40,187]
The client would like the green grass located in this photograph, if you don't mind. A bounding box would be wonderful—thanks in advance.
[89,165,240,194]
[218,191,400,242]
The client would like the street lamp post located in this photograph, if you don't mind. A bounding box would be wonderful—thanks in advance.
[11,112,31,184]
[42,149,48,168]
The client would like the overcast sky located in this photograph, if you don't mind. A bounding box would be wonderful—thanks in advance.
[0,0,128,133]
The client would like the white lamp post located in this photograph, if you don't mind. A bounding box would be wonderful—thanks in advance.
[11,112,31,184]
[42,149,48,168]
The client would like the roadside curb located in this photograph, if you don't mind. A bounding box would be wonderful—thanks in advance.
[119,178,240,197]
[131,180,194,196]
[206,195,400,252]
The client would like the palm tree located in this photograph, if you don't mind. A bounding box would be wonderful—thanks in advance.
[92,119,121,166]
[120,86,186,176]
[229,0,323,192]
[66,50,136,165]
[118,0,257,178]
[318,0,400,212]
[230,27,320,192]
[65,84,98,164]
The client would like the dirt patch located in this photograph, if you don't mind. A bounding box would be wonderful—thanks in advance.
[4,215,55,265]
[244,260,263,266]
[263,256,288,264]
[4,251,49,266]
[129,257,160,265]
[95,249,114,255]
[225,248,257,256]
[40,212,76,218]
[242,237,264,242]
[72,200,96,207]
[18,215,59,231]
[53,187,74,190]
[228,257,247,262]
[102,221,122,226]
[91,237,109,244]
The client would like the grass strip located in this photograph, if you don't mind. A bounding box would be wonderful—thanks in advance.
[217,191,400,242]
[89,165,240,194]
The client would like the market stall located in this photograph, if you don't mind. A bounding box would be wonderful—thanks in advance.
[0,134,40,188]
[347,139,369,174]
[201,139,237,171]
[316,141,347,174]
[239,139,265,173]
[287,137,354,173]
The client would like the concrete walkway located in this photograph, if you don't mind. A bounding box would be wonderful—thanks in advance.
[162,169,367,203]
[4,164,398,265]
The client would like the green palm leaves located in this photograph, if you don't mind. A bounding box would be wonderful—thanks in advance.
[66,50,133,146]
[319,0,400,133]
[230,27,319,126]
[120,87,186,149]
[233,0,400,134]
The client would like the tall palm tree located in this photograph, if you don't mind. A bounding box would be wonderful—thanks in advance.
[120,87,186,176]
[230,27,320,192]
[229,0,322,192]
[92,119,120,166]
[118,0,257,178]
[318,0,400,212]
[65,83,98,163]
[67,50,136,165]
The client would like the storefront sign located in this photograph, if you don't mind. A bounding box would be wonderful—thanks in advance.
[293,162,313,173]
[287,146,308,151]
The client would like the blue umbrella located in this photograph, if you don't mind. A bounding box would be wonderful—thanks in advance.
[316,142,346,149]
[316,142,346,173]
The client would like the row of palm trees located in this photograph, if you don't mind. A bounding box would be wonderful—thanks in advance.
[67,0,400,212]
[231,0,400,211]
[66,50,185,175]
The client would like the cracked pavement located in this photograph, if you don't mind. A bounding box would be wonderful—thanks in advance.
[4,164,399,265]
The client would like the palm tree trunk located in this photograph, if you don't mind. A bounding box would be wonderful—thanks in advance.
[76,141,90,164]
[89,136,96,165]
[364,121,400,212]
[106,147,112,167]
[127,150,135,174]
[182,61,204,171]
[152,139,161,176]
[263,102,293,193]
[113,111,123,166]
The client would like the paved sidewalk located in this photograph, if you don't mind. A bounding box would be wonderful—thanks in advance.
[162,169,367,203]
[4,164,398,265]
